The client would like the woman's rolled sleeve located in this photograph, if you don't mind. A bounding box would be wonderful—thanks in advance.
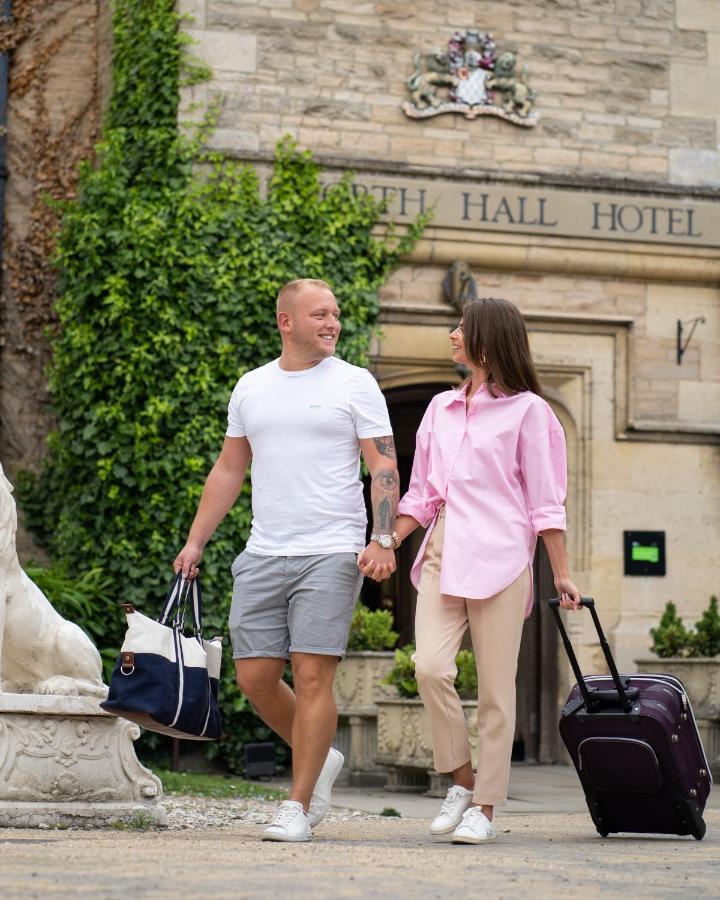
[397,493,436,529]
[520,424,568,536]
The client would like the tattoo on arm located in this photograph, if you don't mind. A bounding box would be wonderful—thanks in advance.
[378,498,392,532]
[372,436,396,460]
[371,466,399,535]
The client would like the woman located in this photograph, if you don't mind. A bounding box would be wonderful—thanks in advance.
[368,297,581,844]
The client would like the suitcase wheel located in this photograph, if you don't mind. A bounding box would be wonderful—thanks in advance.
[596,828,610,838]
[673,796,706,841]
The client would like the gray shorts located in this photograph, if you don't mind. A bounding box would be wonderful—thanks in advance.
[228,550,363,659]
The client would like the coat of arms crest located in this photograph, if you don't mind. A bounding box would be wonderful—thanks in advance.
[403,30,538,127]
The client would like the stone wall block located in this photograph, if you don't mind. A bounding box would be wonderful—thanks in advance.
[671,64,720,118]
[634,336,700,381]
[679,381,720,424]
[186,29,258,74]
[676,0,720,33]
[669,149,720,188]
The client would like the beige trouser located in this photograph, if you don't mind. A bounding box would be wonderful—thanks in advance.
[413,510,530,807]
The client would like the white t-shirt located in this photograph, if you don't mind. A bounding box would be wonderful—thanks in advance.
[226,356,392,555]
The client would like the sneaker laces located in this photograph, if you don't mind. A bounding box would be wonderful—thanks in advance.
[440,785,468,814]
[461,806,490,825]
[271,802,303,828]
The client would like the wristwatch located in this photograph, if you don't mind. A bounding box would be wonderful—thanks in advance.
[370,532,394,550]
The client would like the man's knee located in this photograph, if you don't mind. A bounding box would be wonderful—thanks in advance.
[292,654,337,700]
[234,658,285,699]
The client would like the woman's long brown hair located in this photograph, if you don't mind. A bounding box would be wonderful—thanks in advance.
[460,297,542,397]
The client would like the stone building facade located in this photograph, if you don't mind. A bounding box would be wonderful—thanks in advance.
[180,0,720,761]
[1,1,717,764]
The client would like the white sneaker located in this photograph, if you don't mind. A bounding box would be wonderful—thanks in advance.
[261,800,312,842]
[308,747,344,828]
[430,784,474,842]
[451,806,497,844]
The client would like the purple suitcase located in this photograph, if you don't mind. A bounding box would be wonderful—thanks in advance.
[551,597,712,840]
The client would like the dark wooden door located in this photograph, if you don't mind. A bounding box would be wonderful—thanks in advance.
[361,382,453,644]
[513,541,560,762]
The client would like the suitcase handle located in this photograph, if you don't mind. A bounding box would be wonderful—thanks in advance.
[549,597,633,713]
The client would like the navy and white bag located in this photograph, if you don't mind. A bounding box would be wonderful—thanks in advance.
[100,574,222,740]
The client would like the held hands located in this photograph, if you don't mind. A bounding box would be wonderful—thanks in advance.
[357,543,396,582]
[173,539,204,580]
[555,576,582,611]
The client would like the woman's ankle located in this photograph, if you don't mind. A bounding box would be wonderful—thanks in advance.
[451,761,474,792]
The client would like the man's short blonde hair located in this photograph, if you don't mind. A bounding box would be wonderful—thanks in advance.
[276,278,334,313]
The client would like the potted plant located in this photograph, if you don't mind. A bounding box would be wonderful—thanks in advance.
[635,596,720,777]
[332,603,399,784]
[376,645,479,794]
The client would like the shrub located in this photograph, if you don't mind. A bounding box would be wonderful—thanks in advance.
[649,597,720,659]
[649,602,692,659]
[383,644,479,699]
[383,645,419,698]
[455,649,478,700]
[23,562,118,679]
[688,595,720,658]
[346,602,399,652]
[17,0,426,773]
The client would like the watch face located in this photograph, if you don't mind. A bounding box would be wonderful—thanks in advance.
[374,534,392,549]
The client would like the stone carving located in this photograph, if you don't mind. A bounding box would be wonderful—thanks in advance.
[403,29,538,127]
[0,694,165,827]
[333,651,395,783]
[376,698,478,770]
[334,652,395,711]
[0,465,105,697]
[442,260,478,313]
[486,52,535,118]
[0,713,159,803]
[405,52,459,110]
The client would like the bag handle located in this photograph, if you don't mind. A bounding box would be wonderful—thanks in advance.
[159,573,203,636]
[548,597,633,713]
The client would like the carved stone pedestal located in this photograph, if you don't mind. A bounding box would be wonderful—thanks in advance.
[333,652,395,785]
[376,697,479,795]
[0,694,166,828]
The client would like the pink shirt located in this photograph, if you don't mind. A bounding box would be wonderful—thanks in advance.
[397,385,567,616]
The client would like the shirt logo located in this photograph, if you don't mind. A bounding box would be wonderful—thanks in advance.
[309,404,322,409]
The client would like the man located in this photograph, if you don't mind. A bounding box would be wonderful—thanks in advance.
[174,278,399,842]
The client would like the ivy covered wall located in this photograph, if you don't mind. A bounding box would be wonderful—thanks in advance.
[19,0,424,770]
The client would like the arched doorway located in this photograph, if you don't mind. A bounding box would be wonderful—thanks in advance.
[362,382,455,641]
[361,379,562,764]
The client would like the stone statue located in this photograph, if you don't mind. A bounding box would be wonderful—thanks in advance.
[405,51,458,109]
[0,464,165,827]
[0,464,106,697]
[486,52,535,118]
[442,261,478,313]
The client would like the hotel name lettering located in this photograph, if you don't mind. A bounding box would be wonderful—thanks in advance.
[342,176,716,247]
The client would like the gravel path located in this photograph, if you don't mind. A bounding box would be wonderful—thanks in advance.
[1,800,716,899]
[163,794,377,830]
